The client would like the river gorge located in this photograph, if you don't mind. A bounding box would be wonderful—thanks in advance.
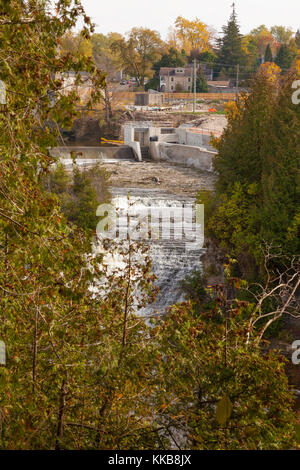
[94,155,216,316]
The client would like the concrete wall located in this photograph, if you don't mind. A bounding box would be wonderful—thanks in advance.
[124,126,135,144]
[50,146,134,160]
[158,134,179,143]
[176,128,216,151]
[149,142,216,172]
[134,93,164,106]
[124,124,177,144]
[127,141,142,162]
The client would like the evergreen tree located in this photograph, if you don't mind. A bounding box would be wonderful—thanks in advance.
[295,29,300,48]
[275,44,296,71]
[201,66,300,274]
[196,65,209,92]
[261,74,300,254]
[217,3,246,73]
[264,43,273,63]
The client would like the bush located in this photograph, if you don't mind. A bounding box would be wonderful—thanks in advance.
[45,163,111,232]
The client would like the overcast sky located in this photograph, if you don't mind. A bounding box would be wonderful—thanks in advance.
[79,0,299,38]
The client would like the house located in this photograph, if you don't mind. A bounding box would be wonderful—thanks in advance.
[159,64,213,93]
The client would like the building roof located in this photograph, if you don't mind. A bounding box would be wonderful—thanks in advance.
[159,67,193,78]
[160,64,213,78]
[207,80,230,87]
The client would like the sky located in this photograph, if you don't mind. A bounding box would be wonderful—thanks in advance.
[79,0,300,38]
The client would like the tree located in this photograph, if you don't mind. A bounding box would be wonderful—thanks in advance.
[46,164,111,231]
[91,33,123,125]
[166,26,180,50]
[260,73,300,256]
[264,43,273,63]
[111,28,162,88]
[245,25,278,65]
[201,66,300,276]
[154,47,186,69]
[296,29,300,48]
[0,0,298,450]
[0,0,161,450]
[217,3,247,78]
[152,272,296,450]
[146,48,187,91]
[275,44,296,71]
[196,66,208,92]
[60,32,93,58]
[242,34,261,71]
[198,50,217,67]
[270,26,294,44]
[174,16,212,55]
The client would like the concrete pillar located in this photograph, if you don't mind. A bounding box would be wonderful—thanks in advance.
[148,127,160,142]
[124,125,135,144]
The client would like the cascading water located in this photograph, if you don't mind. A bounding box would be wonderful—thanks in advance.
[110,187,205,316]
[58,151,213,316]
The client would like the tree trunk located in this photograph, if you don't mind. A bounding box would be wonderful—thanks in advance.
[55,378,67,450]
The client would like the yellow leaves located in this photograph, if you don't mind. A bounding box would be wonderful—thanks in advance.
[209,134,221,150]
[295,57,300,77]
[216,395,233,426]
[224,100,239,120]
[224,94,248,122]
[174,16,211,54]
[258,62,281,84]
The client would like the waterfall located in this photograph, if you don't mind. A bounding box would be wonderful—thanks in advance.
[110,187,205,316]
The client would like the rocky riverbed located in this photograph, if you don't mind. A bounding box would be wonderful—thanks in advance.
[102,158,216,197]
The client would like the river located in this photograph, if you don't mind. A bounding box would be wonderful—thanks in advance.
[102,156,216,316]
[60,152,216,316]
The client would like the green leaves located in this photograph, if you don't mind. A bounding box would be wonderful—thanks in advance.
[205,68,300,277]
[295,423,300,443]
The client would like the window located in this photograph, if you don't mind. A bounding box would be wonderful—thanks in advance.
[171,77,174,82]
[171,86,174,91]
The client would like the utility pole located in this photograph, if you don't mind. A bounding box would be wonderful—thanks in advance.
[168,69,170,105]
[193,59,197,114]
[236,64,240,102]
